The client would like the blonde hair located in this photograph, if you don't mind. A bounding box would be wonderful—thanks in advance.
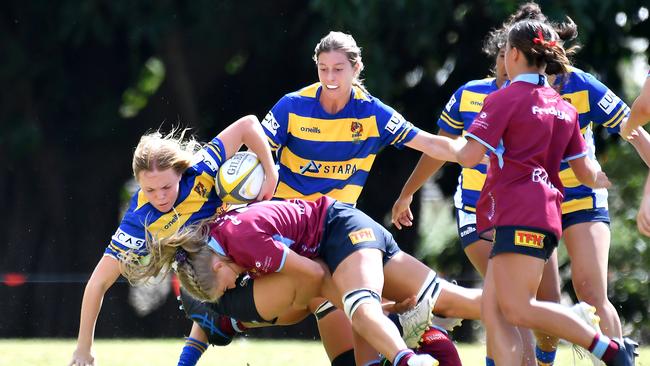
[122,219,224,302]
[313,31,368,95]
[132,128,201,180]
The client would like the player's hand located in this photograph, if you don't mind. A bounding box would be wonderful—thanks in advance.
[257,166,279,201]
[638,194,650,237]
[391,195,414,230]
[69,348,95,366]
[619,119,636,140]
[593,171,611,189]
[383,295,417,314]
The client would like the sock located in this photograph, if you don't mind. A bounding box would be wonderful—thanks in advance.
[588,334,619,363]
[535,346,556,365]
[177,337,207,366]
[417,327,461,366]
[394,349,415,366]
[486,357,495,366]
[218,316,246,335]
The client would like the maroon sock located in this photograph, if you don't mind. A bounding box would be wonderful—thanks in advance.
[588,335,619,363]
[217,316,246,336]
[416,327,461,366]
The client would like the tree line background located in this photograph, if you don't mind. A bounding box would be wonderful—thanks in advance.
[1,0,649,342]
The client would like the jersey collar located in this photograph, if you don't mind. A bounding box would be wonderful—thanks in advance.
[512,73,549,86]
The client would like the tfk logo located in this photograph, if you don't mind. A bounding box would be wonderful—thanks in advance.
[348,228,376,244]
[112,228,145,250]
[300,160,322,174]
[460,226,476,238]
[531,105,569,120]
[514,230,545,249]
[300,126,321,134]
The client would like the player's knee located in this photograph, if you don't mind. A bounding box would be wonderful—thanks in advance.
[498,298,532,327]
[342,288,381,320]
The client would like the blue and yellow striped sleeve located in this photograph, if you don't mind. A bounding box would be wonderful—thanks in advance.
[584,73,629,134]
[261,96,291,152]
[437,87,465,135]
[191,136,227,177]
[375,99,420,148]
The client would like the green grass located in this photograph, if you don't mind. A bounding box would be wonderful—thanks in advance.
[1,338,648,365]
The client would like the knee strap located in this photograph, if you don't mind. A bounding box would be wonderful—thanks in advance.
[314,300,336,321]
[417,271,444,311]
[342,288,381,320]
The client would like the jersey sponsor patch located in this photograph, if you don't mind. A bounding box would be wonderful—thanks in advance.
[348,228,376,244]
[112,228,145,250]
[597,90,620,115]
[385,112,406,134]
[514,230,545,249]
[445,94,456,112]
[192,149,219,172]
[261,111,280,136]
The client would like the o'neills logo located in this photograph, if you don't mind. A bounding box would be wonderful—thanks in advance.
[531,105,569,120]
[514,230,545,249]
[300,126,321,134]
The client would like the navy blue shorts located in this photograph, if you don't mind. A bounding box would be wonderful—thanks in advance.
[319,202,401,273]
[455,208,481,249]
[490,226,558,260]
[562,207,610,230]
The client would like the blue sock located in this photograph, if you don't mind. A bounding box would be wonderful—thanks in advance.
[486,357,496,366]
[178,337,207,366]
[535,346,556,365]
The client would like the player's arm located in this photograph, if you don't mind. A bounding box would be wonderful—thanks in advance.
[625,125,650,168]
[392,129,459,230]
[217,115,278,200]
[456,138,488,168]
[567,156,611,189]
[277,250,326,310]
[405,130,465,164]
[70,256,121,366]
[637,172,650,236]
[621,77,650,139]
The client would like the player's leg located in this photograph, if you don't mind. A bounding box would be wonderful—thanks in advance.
[563,220,623,338]
[534,251,562,366]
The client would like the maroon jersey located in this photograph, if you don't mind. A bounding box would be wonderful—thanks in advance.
[208,196,334,276]
[466,74,587,239]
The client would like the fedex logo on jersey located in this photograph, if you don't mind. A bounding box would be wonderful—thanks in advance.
[385,112,406,134]
[531,105,570,120]
[597,90,620,115]
[514,230,545,249]
[112,228,145,250]
[261,111,280,136]
[348,228,376,244]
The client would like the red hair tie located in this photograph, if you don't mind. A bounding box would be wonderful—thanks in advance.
[533,28,556,47]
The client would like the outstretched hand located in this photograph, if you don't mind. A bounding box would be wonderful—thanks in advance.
[391,195,414,230]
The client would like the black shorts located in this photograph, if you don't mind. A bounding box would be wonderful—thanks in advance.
[319,202,401,273]
[211,275,274,323]
[490,226,557,260]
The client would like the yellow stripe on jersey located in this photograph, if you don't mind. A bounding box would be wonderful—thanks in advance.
[297,83,369,101]
[440,112,464,129]
[559,168,581,188]
[287,114,380,142]
[298,83,320,98]
[390,125,413,146]
[461,168,487,191]
[462,205,476,213]
[602,107,626,128]
[459,90,488,113]
[267,136,280,151]
[280,148,376,180]
[561,196,594,214]
[561,90,590,114]
[274,181,363,205]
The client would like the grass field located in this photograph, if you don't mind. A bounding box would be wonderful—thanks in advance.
[1,338,648,365]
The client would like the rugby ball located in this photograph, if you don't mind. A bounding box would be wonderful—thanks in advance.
[217,151,265,204]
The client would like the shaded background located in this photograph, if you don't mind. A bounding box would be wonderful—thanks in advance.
[1,0,649,343]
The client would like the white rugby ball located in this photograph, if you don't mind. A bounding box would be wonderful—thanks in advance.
[217,151,265,204]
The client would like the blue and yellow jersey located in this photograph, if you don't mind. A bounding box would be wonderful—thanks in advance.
[261,82,419,205]
[437,77,499,211]
[104,137,228,261]
[554,67,629,214]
